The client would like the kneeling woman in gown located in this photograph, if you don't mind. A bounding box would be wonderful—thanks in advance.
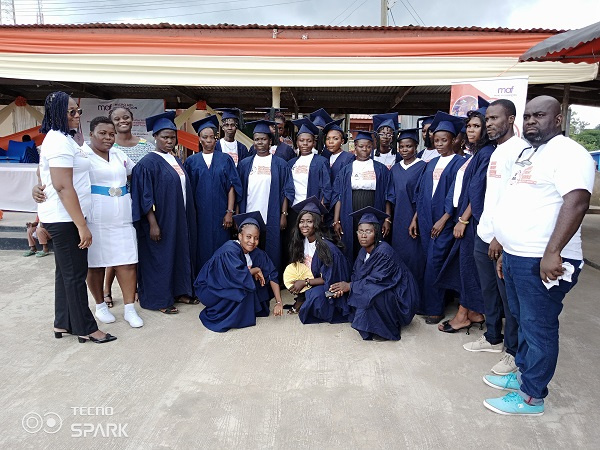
[330,207,419,341]
[195,212,284,332]
[286,196,352,324]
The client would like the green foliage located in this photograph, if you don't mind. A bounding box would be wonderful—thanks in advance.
[571,129,600,151]
[569,110,590,136]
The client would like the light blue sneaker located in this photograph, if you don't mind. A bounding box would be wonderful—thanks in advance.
[484,392,544,416]
[483,372,520,391]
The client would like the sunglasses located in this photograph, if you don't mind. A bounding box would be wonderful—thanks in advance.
[68,108,83,118]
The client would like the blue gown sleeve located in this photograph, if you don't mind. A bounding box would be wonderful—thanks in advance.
[350,250,400,308]
[282,163,295,204]
[131,162,154,222]
[445,179,457,216]
[249,248,279,282]
[225,155,243,203]
[318,159,333,206]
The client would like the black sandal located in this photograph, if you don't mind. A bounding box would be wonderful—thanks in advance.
[160,306,179,314]
[439,320,472,335]
[175,296,200,305]
[424,315,444,324]
[103,294,114,308]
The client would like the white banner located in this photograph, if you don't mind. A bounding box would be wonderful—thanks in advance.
[78,98,164,140]
[450,76,529,136]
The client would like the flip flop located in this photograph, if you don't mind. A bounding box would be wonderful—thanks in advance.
[22,250,36,257]
[175,297,200,305]
[103,294,114,308]
[35,251,50,257]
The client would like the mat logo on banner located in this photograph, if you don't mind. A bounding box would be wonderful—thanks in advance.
[78,98,164,140]
[450,76,529,137]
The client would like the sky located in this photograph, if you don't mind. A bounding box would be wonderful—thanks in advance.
[10,0,600,126]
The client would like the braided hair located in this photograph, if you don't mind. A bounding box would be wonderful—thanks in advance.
[374,126,397,157]
[108,106,134,121]
[40,91,71,135]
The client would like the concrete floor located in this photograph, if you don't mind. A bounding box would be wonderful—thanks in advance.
[1,215,599,449]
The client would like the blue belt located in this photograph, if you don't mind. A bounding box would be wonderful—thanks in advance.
[91,185,128,197]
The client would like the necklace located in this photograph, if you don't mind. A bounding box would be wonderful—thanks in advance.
[221,139,237,152]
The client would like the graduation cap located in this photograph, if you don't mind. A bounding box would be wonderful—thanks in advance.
[233,211,265,232]
[292,118,319,136]
[352,130,375,142]
[430,111,465,136]
[349,206,390,225]
[246,120,276,136]
[418,115,435,129]
[292,196,329,215]
[373,113,399,131]
[323,119,347,143]
[146,111,177,134]
[308,108,334,128]
[475,96,490,116]
[398,128,419,143]
[191,115,220,134]
[214,107,243,122]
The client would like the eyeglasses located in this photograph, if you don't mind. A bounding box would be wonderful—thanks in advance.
[378,133,394,138]
[515,146,536,167]
[68,108,83,118]
[356,229,375,236]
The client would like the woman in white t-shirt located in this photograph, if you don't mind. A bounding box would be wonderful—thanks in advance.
[332,131,393,265]
[372,113,401,170]
[37,91,116,344]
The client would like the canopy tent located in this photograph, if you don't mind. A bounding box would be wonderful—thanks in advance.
[520,20,600,64]
[0,25,597,88]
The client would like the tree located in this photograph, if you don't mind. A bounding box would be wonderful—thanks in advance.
[569,110,590,135]
[572,129,600,151]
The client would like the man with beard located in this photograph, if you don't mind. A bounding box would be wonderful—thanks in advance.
[462,99,523,377]
[483,96,594,416]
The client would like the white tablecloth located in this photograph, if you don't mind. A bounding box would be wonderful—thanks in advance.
[0,163,38,212]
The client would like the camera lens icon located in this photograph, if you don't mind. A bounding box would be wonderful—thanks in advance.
[22,412,63,434]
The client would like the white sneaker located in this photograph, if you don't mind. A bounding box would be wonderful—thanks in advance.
[95,302,116,324]
[491,353,517,375]
[124,305,144,328]
[463,335,503,353]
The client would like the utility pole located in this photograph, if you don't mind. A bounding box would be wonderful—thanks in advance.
[36,0,44,24]
[380,0,388,26]
[0,0,16,25]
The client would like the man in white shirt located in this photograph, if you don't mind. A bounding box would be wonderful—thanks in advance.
[463,99,524,377]
[483,96,595,416]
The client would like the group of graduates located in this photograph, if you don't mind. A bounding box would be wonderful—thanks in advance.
[130,100,496,341]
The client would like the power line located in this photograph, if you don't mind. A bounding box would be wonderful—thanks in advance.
[328,0,360,26]
[335,0,368,26]
[389,8,397,26]
[404,0,425,26]
[62,0,311,24]
[398,0,420,26]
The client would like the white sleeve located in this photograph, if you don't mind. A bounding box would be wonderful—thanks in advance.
[44,132,74,168]
[554,145,596,197]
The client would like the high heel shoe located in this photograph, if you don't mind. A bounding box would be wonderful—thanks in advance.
[471,319,486,330]
[439,320,472,335]
[54,329,71,339]
[78,333,117,344]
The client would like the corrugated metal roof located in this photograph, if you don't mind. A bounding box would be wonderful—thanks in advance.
[0,23,564,33]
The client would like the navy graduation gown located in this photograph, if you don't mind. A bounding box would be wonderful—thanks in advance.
[348,242,419,341]
[249,142,296,162]
[331,160,393,266]
[435,145,496,314]
[195,241,276,332]
[215,140,250,164]
[238,154,295,280]
[390,160,427,285]
[321,149,355,186]
[299,239,353,324]
[184,151,243,273]
[288,154,332,207]
[249,247,279,317]
[415,155,466,316]
[131,152,197,310]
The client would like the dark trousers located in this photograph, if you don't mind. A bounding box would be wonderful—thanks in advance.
[473,236,517,356]
[503,252,582,401]
[43,222,98,336]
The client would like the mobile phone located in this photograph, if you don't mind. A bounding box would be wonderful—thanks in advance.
[325,290,335,298]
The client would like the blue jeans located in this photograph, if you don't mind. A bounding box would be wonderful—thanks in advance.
[502,252,582,402]
[473,236,517,356]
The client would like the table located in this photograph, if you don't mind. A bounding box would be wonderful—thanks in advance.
[0,163,38,212]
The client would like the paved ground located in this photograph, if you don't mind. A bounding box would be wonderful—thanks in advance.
[0,215,599,449]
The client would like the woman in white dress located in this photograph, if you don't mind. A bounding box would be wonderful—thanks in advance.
[85,116,143,328]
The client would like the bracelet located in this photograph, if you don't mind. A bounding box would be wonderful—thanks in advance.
[384,218,392,224]
[226,209,234,214]
[281,211,288,216]
[275,301,282,305]
[458,217,469,225]
[332,221,340,226]
[305,278,310,287]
